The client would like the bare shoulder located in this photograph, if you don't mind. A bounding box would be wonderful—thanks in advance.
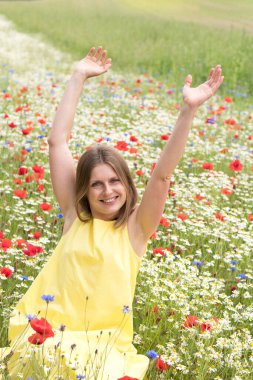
[62,208,78,235]
[127,207,149,258]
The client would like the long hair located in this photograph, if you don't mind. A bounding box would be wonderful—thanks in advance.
[75,144,138,227]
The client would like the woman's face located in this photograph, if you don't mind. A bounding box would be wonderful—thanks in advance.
[87,164,127,221]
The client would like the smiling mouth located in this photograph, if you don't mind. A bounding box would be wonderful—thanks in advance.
[100,196,118,204]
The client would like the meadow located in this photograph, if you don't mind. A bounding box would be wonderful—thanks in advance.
[0,1,253,379]
[0,0,253,98]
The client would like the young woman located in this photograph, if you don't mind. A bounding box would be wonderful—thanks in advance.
[6,47,223,379]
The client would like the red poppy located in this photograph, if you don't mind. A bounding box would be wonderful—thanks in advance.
[225,119,236,125]
[33,232,41,239]
[156,356,169,371]
[229,159,243,171]
[39,203,52,211]
[130,135,138,142]
[23,243,43,257]
[248,214,253,222]
[160,134,169,140]
[153,247,166,256]
[1,238,11,250]
[14,189,27,199]
[28,317,54,345]
[159,217,170,228]
[183,315,198,328]
[202,162,214,170]
[0,267,13,278]
[136,170,144,176]
[32,164,44,176]
[215,213,225,222]
[177,213,188,221]
[16,238,27,248]
[129,147,138,154]
[117,377,139,380]
[200,317,218,332]
[195,194,205,201]
[13,178,22,185]
[37,184,45,192]
[221,187,233,196]
[8,122,17,128]
[18,167,28,175]
[224,96,233,103]
[114,141,128,151]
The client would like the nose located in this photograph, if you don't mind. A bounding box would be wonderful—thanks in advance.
[103,182,112,194]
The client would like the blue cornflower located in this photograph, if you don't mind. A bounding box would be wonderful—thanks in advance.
[238,273,247,279]
[122,305,131,314]
[56,213,64,218]
[231,260,238,265]
[27,378,33,380]
[146,349,158,359]
[26,314,37,321]
[20,275,29,281]
[41,294,55,303]
[230,267,237,272]
[76,375,85,379]
[193,260,203,267]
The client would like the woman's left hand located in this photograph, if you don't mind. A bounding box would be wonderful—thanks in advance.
[183,65,224,109]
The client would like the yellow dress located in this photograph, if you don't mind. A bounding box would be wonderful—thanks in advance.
[5,218,149,379]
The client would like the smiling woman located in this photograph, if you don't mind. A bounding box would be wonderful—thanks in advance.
[3,46,223,379]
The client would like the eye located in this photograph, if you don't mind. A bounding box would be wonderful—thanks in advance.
[91,181,102,188]
[110,178,120,183]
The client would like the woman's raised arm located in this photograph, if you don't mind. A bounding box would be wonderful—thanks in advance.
[47,47,112,218]
[134,65,224,241]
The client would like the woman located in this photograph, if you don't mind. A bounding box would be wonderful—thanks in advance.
[5,47,223,379]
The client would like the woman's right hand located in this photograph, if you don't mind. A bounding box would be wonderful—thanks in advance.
[74,46,112,79]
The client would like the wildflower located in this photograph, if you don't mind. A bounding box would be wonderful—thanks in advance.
[146,349,158,359]
[28,317,54,345]
[41,294,55,303]
[76,375,85,379]
[221,187,233,196]
[160,134,169,140]
[122,305,131,314]
[39,202,52,211]
[18,167,28,175]
[177,213,188,221]
[159,216,170,227]
[156,356,169,371]
[33,231,41,239]
[202,162,214,170]
[193,260,203,267]
[13,189,27,199]
[117,377,139,380]
[26,314,37,321]
[238,273,247,279]
[183,315,198,328]
[0,267,13,278]
[229,159,243,171]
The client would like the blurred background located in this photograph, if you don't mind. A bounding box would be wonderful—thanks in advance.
[0,0,253,98]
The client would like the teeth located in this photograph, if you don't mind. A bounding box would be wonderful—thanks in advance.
[103,197,116,203]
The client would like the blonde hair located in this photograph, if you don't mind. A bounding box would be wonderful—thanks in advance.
[75,144,138,227]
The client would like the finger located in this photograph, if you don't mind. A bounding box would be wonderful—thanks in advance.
[208,68,214,81]
[213,65,222,82]
[184,74,192,87]
[94,46,102,61]
[87,47,95,59]
[211,75,224,95]
[100,50,108,65]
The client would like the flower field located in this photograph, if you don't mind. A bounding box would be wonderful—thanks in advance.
[1,15,253,380]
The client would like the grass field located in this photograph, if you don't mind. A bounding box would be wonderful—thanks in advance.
[0,4,253,379]
[0,0,253,99]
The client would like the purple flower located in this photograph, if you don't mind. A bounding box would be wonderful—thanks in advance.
[41,294,55,303]
[146,349,158,359]
[122,305,131,314]
[238,273,247,279]
[26,314,37,321]
[193,260,203,267]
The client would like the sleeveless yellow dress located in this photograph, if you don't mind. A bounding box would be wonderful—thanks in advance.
[5,218,149,379]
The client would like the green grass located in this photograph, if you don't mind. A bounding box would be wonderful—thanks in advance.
[0,0,253,99]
